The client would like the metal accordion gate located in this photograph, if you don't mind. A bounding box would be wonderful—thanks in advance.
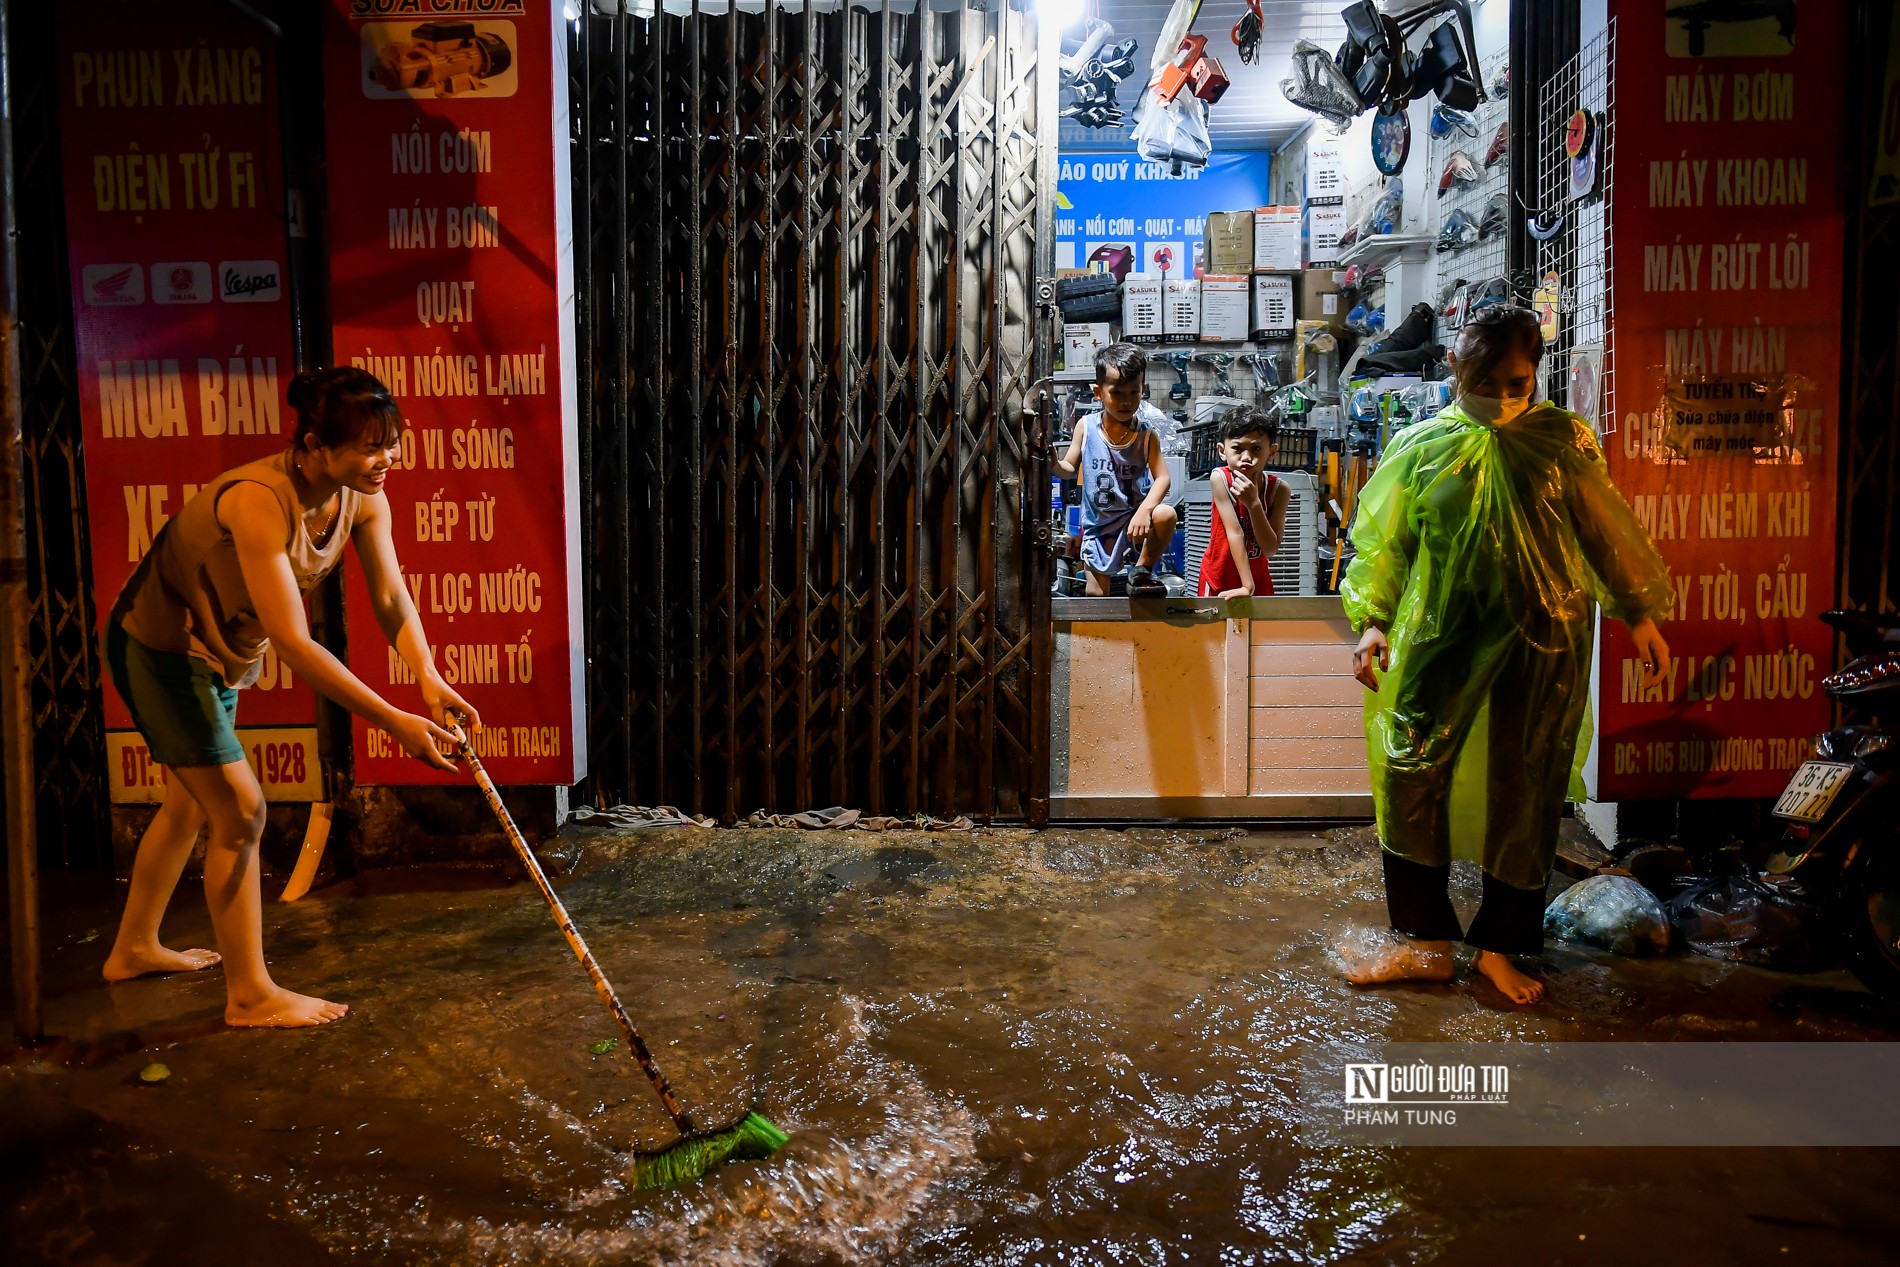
[570,2,1058,823]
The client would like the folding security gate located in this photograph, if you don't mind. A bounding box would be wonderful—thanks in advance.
[571,2,1058,822]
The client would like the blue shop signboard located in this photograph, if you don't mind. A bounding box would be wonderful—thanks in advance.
[1056,150,1274,278]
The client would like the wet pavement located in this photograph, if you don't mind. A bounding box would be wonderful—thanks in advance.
[6,823,1900,1266]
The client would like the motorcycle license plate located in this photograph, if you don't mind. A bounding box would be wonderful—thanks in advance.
[1771,761,1855,823]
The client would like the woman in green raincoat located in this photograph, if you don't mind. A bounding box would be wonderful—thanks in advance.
[1340,305,1673,1004]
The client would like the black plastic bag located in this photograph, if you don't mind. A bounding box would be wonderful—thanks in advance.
[1665,874,1827,972]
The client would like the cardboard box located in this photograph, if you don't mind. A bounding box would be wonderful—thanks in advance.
[1252,206,1301,271]
[1307,134,1346,206]
[1251,273,1295,339]
[1299,269,1346,330]
[1163,278,1200,338]
[1199,275,1250,342]
[1203,212,1255,276]
[1063,322,1112,369]
[1306,205,1348,267]
[1121,273,1164,342]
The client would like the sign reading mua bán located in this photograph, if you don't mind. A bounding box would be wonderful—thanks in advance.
[57,1,320,804]
[322,0,584,785]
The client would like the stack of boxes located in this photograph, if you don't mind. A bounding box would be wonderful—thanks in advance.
[1060,132,1353,365]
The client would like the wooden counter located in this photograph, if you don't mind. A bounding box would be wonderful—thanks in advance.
[1051,596,1373,820]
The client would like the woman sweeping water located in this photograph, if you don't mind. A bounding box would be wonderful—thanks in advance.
[1340,305,1672,1004]
[101,366,479,1027]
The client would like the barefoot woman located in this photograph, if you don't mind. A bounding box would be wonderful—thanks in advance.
[102,367,479,1026]
[1340,306,1672,1004]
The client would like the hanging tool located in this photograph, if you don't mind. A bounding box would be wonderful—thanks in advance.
[456,727,787,1188]
[1165,350,1194,403]
[1155,34,1230,105]
[1241,352,1281,396]
[1232,0,1264,64]
[1193,351,1239,397]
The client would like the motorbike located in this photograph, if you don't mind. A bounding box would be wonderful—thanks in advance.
[1763,608,1900,995]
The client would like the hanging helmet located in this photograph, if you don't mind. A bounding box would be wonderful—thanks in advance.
[1438,150,1479,196]
[1479,193,1507,240]
[1492,63,1510,98]
[1364,306,1387,332]
[1527,207,1565,241]
[1484,120,1509,168]
[1467,276,1511,317]
[1442,284,1468,323]
[1429,104,1479,138]
[1437,208,1479,251]
[1338,219,1362,250]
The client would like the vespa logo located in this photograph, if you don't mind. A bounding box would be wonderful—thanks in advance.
[218,260,282,303]
[82,263,144,306]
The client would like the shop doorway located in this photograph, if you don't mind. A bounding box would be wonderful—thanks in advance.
[572,4,1060,823]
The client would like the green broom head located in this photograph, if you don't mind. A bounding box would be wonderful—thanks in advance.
[630,1111,790,1190]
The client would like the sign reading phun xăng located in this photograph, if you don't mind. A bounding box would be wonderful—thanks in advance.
[57,2,320,802]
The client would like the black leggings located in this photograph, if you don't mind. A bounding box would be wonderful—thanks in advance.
[1382,849,1546,956]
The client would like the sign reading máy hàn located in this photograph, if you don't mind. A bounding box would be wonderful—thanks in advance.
[322,0,584,784]
[1599,0,1842,798]
[56,1,320,803]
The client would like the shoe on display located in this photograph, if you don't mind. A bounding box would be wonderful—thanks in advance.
[1479,193,1507,240]
[1438,149,1479,196]
[1429,103,1479,138]
[1484,119,1509,168]
[1437,208,1479,251]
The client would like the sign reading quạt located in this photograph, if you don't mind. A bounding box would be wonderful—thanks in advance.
[321,0,584,784]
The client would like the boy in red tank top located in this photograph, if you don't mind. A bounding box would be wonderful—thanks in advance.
[1197,407,1290,598]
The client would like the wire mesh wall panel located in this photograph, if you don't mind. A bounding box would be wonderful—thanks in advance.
[6,2,109,868]
[576,3,1055,822]
[1430,46,1510,344]
[1534,24,1613,421]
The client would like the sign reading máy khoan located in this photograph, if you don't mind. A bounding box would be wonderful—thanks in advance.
[1599,0,1843,799]
[322,0,584,784]
[56,1,320,804]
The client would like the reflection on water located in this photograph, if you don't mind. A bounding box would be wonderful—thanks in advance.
[7,826,1900,1265]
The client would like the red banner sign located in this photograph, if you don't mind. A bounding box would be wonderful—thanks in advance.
[1600,0,1843,798]
[322,0,584,784]
[57,2,320,803]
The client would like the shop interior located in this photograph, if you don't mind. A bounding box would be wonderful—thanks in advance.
[1042,0,1595,818]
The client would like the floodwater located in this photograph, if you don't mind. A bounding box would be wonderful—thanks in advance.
[7,824,1900,1266]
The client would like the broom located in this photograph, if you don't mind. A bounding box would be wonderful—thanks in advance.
[455,729,788,1188]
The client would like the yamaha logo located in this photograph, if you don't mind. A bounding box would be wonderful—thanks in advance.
[218,260,282,303]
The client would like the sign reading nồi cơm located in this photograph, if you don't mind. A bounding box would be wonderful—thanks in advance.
[322,0,584,785]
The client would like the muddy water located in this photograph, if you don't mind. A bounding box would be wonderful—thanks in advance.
[8,826,1900,1265]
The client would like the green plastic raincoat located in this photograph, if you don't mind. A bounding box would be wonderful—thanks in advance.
[1341,401,1672,891]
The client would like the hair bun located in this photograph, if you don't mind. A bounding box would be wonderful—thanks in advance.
[286,369,318,412]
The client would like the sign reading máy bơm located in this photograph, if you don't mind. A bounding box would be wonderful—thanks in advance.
[56,1,320,803]
[1598,0,1842,798]
[322,0,584,785]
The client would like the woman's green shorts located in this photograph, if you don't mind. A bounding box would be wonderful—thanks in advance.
[105,621,244,768]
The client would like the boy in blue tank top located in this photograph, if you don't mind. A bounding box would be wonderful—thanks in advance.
[1055,343,1176,597]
